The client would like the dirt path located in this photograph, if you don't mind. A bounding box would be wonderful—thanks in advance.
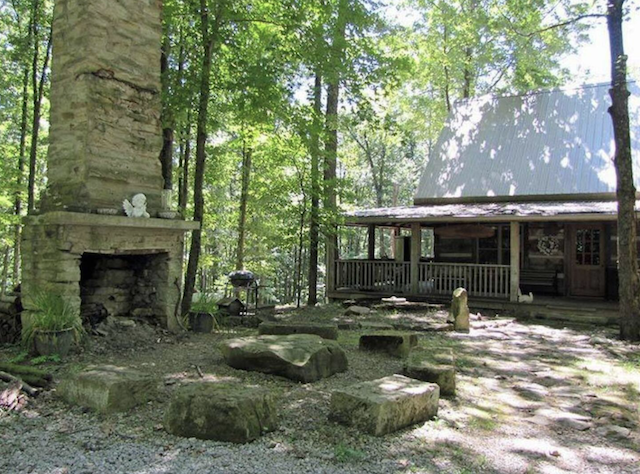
[1,306,638,473]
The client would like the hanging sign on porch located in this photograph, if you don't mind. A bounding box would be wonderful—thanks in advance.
[435,225,495,239]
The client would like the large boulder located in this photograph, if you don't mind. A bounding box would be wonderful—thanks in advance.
[403,350,456,396]
[57,365,157,413]
[359,333,418,358]
[164,382,277,443]
[220,334,348,383]
[330,374,440,436]
[258,321,339,340]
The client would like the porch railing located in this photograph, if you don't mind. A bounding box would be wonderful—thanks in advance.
[335,260,411,293]
[418,262,510,299]
[335,260,510,299]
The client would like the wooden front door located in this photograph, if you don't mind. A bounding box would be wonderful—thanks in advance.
[569,224,606,297]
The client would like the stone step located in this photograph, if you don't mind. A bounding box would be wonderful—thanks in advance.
[359,333,418,358]
[221,334,348,383]
[330,374,440,436]
[403,349,456,396]
[258,321,338,340]
[57,365,157,413]
[164,382,277,443]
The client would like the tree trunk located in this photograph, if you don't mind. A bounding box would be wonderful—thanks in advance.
[181,0,224,317]
[178,117,192,215]
[462,46,473,99]
[443,24,452,113]
[236,141,252,270]
[160,33,174,190]
[296,173,307,308]
[177,30,190,214]
[1,248,9,297]
[607,0,640,341]
[323,0,347,298]
[307,72,322,306]
[27,15,51,214]
[13,64,30,285]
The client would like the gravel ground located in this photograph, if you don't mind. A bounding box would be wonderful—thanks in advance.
[1,305,639,474]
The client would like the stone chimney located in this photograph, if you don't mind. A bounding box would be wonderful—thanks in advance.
[21,0,198,334]
[42,0,164,214]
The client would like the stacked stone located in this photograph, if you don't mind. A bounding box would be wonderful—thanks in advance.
[21,214,191,331]
[43,0,164,213]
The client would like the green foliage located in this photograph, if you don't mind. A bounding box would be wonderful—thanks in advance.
[30,354,61,365]
[7,349,60,365]
[8,351,29,364]
[190,293,220,315]
[333,443,366,463]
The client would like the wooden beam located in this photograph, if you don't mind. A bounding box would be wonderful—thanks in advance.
[367,225,375,260]
[344,213,625,226]
[510,221,520,302]
[411,223,421,294]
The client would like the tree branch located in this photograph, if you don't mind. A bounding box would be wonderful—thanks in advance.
[504,13,606,39]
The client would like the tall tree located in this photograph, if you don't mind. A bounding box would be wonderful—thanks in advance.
[323,0,348,297]
[159,30,174,191]
[26,0,51,213]
[607,0,639,341]
[235,140,252,270]
[181,0,225,316]
[307,72,323,305]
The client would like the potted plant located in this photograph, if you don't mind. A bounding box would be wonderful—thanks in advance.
[21,292,85,357]
[188,294,220,333]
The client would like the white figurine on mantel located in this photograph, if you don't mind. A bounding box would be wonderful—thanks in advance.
[123,193,150,218]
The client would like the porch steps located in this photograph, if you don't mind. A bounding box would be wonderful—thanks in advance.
[528,305,618,326]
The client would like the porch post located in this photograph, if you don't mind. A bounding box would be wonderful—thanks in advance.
[367,225,375,260]
[510,221,520,302]
[411,223,421,294]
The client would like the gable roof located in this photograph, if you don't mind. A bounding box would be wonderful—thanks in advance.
[414,82,640,204]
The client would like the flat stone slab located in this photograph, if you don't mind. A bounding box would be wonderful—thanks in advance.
[360,321,394,331]
[220,334,348,383]
[403,350,456,396]
[330,374,439,436]
[359,333,418,358]
[164,382,277,443]
[57,365,157,413]
[381,296,407,303]
[345,305,371,316]
[258,321,338,340]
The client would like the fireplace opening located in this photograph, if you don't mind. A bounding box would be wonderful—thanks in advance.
[80,252,169,326]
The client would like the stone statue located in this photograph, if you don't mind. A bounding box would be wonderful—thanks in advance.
[123,193,150,218]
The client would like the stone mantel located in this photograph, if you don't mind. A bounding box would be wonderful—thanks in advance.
[24,211,200,232]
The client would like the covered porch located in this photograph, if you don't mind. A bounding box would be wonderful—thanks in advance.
[327,200,630,304]
[331,221,518,301]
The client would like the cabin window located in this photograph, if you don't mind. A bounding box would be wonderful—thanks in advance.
[575,228,601,266]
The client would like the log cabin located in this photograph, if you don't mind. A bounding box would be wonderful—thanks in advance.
[329,82,640,307]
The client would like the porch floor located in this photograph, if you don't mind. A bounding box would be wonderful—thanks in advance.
[329,290,620,326]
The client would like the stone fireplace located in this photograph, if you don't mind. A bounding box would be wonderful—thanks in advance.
[21,0,198,332]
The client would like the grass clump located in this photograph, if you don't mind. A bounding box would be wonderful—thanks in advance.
[333,443,366,463]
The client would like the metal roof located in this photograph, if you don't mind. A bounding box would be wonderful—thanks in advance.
[414,82,640,202]
[345,200,640,225]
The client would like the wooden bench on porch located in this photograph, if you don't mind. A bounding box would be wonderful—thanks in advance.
[520,269,558,295]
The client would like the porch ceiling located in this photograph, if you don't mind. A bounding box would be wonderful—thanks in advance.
[344,200,640,226]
